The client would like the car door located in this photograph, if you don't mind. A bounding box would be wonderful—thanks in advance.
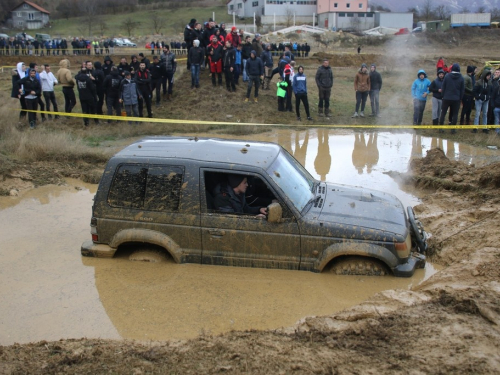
[200,168,301,270]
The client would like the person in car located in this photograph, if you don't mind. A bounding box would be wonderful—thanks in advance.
[213,174,267,217]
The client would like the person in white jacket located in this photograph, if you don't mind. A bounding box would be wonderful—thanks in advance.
[40,64,59,119]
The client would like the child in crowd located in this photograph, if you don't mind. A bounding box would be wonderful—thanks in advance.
[277,76,288,112]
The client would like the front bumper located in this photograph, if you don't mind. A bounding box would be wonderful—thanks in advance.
[392,253,426,277]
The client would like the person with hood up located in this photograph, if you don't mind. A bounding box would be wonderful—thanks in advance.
[188,39,204,89]
[129,55,140,78]
[207,35,224,87]
[491,71,500,134]
[293,66,312,121]
[315,59,334,117]
[244,50,263,102]
[439,63,465,132]
[225,26,241,48]
[75,67,98,126]
[222,40,236,92]
[102,66,122,121]
[429,69,445,125]
[92,61,105,115]
[352,63,371,118]
[411,69,431,125]
[119,71,141,125]
[219,23,227,39]
[12,62,28,121]
[184,18,197,68]
[213,174,267,217]
[56,59,77,113]
[102,55,113,76]
[16,68,41,129]
[369,63,382,117]
[488,68,500,125]
[460,66,475,125]
[138,52,150,69]
[473,69,492,131]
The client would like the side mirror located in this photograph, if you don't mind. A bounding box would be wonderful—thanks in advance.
[267,202,282,223]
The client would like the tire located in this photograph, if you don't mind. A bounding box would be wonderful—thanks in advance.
[328,256,389,276]
[129,248,169,263]
[407,206,427,253]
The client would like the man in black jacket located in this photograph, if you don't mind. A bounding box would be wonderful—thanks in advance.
[93,61,105,115]
[75,68,98,126]
[135,62,153,118]
[149,56,163,105]
[245,50,263,102]
[222,40,236,92]
[16,69,41,129]
[315,59,334,117]
[429,69,445,125]
[439,63,464,132]
[102,66,122,121]
[369,64,382,117]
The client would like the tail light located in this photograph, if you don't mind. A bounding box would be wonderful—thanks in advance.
[90,217,98,242]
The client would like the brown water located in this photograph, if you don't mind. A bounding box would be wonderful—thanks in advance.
[2,128,498,345]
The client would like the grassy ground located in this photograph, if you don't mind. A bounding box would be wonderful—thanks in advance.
[32,6,232,41]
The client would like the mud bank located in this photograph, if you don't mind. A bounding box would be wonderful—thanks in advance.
[1,148,500,374]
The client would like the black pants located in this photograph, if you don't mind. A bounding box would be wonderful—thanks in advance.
[355,91,369,113]
[138,94,152,118]
[63,87,76,113]
[278,97,285,112]
[318,87,331,109]
[224,68,235,91]
[439,99,461,125]
[151,78,161,104]
[162,72,174,95]
[246,75,260,98]
[80,98,97,126]
[285,77,292,110]
[43,91,58,119]
[106,96,121,119]
[25,97,38,127]
[18,96,27,119]
[295,93,310,118]
[96,89,104,115]
[211,72,223,86]
[460,95,473,123]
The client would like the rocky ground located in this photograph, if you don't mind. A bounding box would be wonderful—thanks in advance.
[1,148,499,374]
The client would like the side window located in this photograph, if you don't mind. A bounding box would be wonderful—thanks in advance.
[144,166,183,211]
[108,164,184,211]
[108,164,147,208]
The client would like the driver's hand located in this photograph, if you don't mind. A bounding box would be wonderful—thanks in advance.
[259,207,268,215]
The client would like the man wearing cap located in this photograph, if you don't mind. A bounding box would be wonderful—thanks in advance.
[213,174,267,217]
[439,63,464,132]
[369,64,382,117]
[315,59,334,117]
[352,63,370,118]
[225,26,241,48]
[119,71,141,124]
[252,34,263,58]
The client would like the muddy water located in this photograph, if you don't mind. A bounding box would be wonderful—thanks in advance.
[2,128,498,345]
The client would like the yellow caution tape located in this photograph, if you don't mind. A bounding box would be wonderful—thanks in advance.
[14,109,500,129]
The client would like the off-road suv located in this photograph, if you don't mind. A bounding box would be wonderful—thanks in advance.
[81,137,428,277]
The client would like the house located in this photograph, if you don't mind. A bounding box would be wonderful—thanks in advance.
[227,0,318,24]
[317,0,370,31]
[8,1,50,30]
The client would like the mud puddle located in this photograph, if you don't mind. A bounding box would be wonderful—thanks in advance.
[0,182,436,345]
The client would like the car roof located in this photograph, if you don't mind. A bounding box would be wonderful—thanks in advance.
[114,136,282,167]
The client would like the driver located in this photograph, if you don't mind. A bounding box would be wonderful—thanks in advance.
[213,174,267,218]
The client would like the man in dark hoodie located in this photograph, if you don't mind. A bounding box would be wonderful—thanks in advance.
[473,69,492,131]
[488,68,500,126]
[75,67,98,126]
[491,71,500,134]
[245,50,263,102]
[460,66,475,125]
[135,62,152,118]
[102,66,122,121]
[149,55,163,104]
[439,63,464,132]
[102,56,113,76]
[222,40,236,92]
[369,63,382,117]
[16,68,41,129]
[184,18,197,69]
[429,69,445,125]
[129,55,140,78]
[93,61,105,115]
[315,59,334,117]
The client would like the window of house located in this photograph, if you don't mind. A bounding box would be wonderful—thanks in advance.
[108,164,184,212]
[366,13,373,17]
[347,12,354,17]
[339,12,346,17]
[23,4,28,8]
[230,5,234,10]
[334,3,338,7]
[346,3,350,8]
[237,3,242,9]
[18,21,24,26]
[253,1,258,6]
[17,12,22,17]
[359,3,363,8]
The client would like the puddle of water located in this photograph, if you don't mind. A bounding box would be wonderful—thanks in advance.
[0,129,494,345]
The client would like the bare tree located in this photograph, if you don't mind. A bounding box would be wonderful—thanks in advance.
[407,7,419,21]
[477,6,486,13]
[420,0,435,21]
[151,14,164,34]
[122,18,140,37]
[434,5,450,20]
[462,8,470,14]
[79,0,101,38]
[97,17,108,37]
[285,7,294,27]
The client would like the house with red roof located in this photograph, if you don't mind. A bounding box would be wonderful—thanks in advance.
[8,1,50,30]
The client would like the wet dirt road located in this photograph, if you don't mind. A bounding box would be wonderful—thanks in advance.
[2,129,498,345]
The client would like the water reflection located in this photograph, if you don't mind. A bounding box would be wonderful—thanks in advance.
[352,132,379,174]
[314,128,331,181]
[293,130,309,167]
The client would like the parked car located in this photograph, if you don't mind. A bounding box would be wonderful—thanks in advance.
[121,38,137,47]
[35,33,51,43]
[412,27,423,33]
[15,33,34,41]
[81,137,428,277]
[395,28,410,35]
[112,38,125,46]
[0,33,10,40]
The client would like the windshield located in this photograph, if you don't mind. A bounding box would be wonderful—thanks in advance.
[267,150,315,212]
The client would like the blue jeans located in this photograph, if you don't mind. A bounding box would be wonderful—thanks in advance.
[190,64,200,87]
[474,99,488,125]
[494,107,500,133]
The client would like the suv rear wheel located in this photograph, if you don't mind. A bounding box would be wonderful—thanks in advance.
[328,256,389,276]
[129,248,170,263]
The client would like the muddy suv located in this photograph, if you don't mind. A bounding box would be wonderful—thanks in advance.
[81,137,428,277]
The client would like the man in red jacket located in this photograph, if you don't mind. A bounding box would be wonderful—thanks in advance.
[207,35,223,87]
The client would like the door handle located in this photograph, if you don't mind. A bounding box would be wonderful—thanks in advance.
[209,229,225,237]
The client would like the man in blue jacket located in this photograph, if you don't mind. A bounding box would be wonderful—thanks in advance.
[411,69,431,125]
[293,66,312,121]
